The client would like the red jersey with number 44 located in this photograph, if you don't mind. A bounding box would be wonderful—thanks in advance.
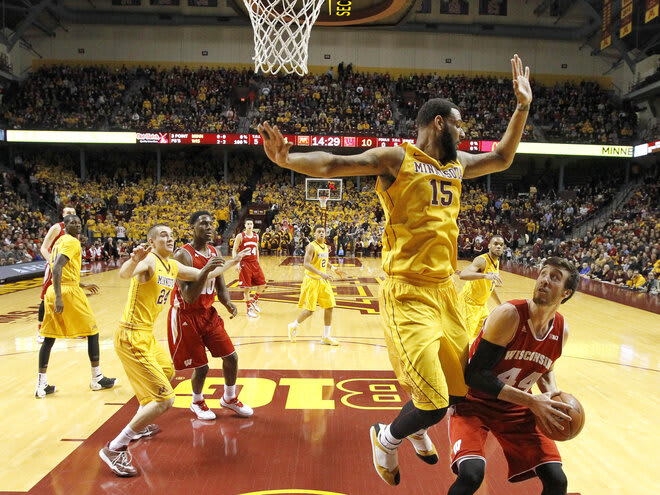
[239,232,259,262]
[467,299,566,412]
[171,244,217,310]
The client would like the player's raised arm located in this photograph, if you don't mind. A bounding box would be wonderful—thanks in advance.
[460,54,533,179]
[176,249,249,282]
[258,121,404,179]
[119,244,154,281]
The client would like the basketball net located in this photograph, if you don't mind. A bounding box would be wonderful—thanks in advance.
[243,0,325,76]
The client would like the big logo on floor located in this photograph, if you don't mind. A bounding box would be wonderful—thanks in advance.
[28,370,581,495]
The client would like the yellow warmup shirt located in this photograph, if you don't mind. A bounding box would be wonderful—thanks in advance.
[120,253,179,331]
[305,241,329,279]
[460,254,500,305]
[377,143,462,284]
[50,234,81,284]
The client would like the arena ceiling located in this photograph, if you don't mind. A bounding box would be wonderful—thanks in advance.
[0,0,658,73]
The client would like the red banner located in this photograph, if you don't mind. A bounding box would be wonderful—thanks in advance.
[620,0,633,37]
[601,0,612,49]
[646,0,659,22]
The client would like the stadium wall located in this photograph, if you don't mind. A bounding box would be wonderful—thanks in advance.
[12,24,621,87]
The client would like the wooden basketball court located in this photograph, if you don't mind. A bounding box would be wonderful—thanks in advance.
[1,256,658,495]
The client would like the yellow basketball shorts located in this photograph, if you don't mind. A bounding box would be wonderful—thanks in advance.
[114,325,175,405]
[298,276,336,311]
[41,283,98,338]
[459,296,491,339]
[379,277,469,410]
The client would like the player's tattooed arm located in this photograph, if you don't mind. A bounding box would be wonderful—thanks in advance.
[259,121,404,180]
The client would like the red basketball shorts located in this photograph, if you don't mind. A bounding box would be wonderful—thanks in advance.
[238,259,266,288]
[448,400,562,482]
[167,306,235,370]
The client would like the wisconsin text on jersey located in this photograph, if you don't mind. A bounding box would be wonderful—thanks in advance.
[504,350,554,369]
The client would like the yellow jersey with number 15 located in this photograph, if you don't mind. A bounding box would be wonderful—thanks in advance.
[305,241,329,280]
[120,252,179,332]
[460,253,500,305]
[376,142,463,285]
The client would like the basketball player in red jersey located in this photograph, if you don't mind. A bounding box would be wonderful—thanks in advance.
[37,206,77,343]
[232,219,267,318]
[169,211,253,419]
[447,257,579,495]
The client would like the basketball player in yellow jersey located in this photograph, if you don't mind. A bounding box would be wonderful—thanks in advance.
[458,235,505,338]
[100,224,249,477]
[260,54,532,486]
[287,225,347,346]
[36,214,116,398]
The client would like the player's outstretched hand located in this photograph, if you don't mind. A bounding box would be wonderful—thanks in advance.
[530,392,573,431]
[227,302,238,319]
[485,272,503,286]
[511,54,532,106]
[335,269,348,279]
[203,256,226,275]
[234,248,252,261]
[130,244,152,263]
[81,283,100,294]
[258,121,293,168]
[322,272,335,281]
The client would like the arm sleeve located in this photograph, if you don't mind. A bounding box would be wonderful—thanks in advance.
[464,339,508,397]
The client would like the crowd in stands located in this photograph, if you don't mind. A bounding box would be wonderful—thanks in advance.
[247,167,385,257]
[247,68,396,136]
[1,64,646,143]
[533,82,637,144]
[0,175,49,265]
[111,67,248,132]
[2,148,657,294]
[508,175,659,293]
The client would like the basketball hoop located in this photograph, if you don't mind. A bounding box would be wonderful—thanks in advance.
[243,0,325,76]
[318,188,330,209]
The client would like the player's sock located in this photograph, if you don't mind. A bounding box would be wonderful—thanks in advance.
[323,325,332,338]
[253,293,260,301]
[38,372,47,386]
[379,424,402,450]
[224,384,236,400]
[110,426,137,451]
[290,320,300,328]
[192,392,203,403]
[91,365,102,380]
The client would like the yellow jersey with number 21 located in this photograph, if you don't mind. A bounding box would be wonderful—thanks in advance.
[377,142,463,285]
[120,252,179,332]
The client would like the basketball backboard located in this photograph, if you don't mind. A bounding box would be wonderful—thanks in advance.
[305,178,343,202]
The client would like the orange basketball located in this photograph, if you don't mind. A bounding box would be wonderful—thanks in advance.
[536,392,585,441]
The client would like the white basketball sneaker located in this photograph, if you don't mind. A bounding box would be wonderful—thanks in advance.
[190,400,216,420]
[220,396,254,417]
